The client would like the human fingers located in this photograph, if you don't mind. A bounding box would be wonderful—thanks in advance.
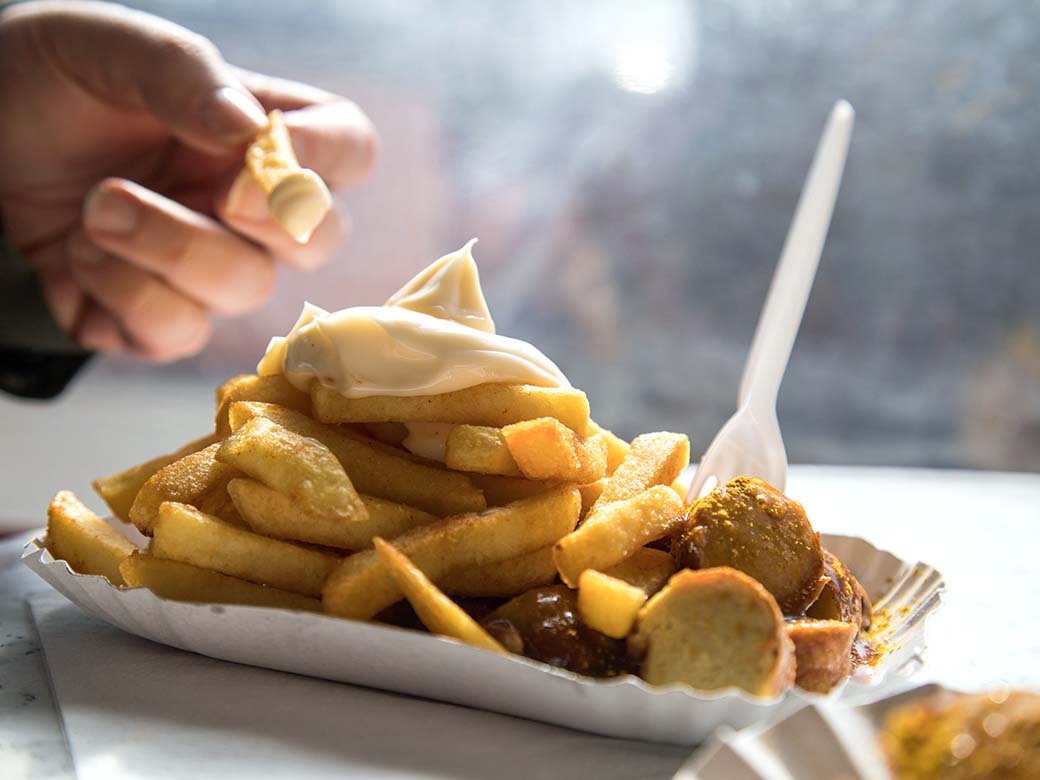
[77,178,276,316]
[216,82,376,266]
[218,170,347,270]
[66,248,212,363]
[9,1,266,153]
[75,301,130,354]
[235,70,379,189]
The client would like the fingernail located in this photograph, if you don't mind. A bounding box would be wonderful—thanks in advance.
[84,187,139,236]
[66,231,106,265]
[205,86,267,142]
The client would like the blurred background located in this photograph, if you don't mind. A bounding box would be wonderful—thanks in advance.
[3,0,1038,518]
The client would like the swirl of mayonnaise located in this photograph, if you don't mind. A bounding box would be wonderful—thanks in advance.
[257,239,570,398]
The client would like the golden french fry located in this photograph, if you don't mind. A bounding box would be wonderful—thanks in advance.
[228,478,437,549]
[229,402,485,516]
[467,473,558,507]
[214,374,311,437]
[216,416,367,522]
[604,547,676,596]
[373,538,506,654]
[577,479,606,518]
[670,472,692,501]
[502,418,607,483]
[46,491,137,585]
[588,432,690,515]
[129,443,241,535]
[323,487,580,620]
[93,433,218,522]
[444,425,521,476]
[577,570,647,639]
[245,110,332,243]
[311,382,591,435]
[150,502,340,597]
[120,551,321,612]
[554,485,685,587]
[438,546,558,598]
[589,422,630,475]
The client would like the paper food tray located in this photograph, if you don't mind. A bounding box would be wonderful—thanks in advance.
[22,531,944,745]
[676,683,977,779]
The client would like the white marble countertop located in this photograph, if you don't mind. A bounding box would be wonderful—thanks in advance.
[3,465,1039,779]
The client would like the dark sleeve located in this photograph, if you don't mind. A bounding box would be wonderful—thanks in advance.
[0,234,93,399]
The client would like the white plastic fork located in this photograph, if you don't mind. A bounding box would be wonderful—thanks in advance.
[686,100,855,502]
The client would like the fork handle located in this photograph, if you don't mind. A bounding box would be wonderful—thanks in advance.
[739,101,854,411]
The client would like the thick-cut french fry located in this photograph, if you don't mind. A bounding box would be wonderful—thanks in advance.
[229,402,485,516]
[228,478,437,549]
[245,110,332,243]
[588,432,690,516]
[577,570,647,639]
[577,479,606,518]
[444,425,521,476]
[214,374,310,437]
[150,502,340,597]
[604,547,676,596]
[129,443,241,535]
[467,473,557,507]
[670,472,693,501]
[373,538,506,653]
[312,382,591,435]
[120,551,321,612]
[46,491,137,585]
[93,433,218,522]
[438,546,558,598]
[554,485,685,587]
[323,487,580,620]
[589,422,630,475]
[216,417,367,522]
[502,418,607,483]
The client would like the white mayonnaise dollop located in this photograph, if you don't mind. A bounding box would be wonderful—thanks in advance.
[257,239,570,399]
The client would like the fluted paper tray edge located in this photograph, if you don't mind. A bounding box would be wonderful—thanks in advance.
[22,531,944,745]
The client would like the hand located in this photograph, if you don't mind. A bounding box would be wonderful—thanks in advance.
[0,1,377,361]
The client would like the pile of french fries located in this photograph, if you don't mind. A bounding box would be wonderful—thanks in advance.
[47,373,693,665]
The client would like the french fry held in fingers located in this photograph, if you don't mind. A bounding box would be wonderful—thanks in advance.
[554,485,685,587]
[92,432,218,522]
[587,431,690,515]
[120,552,321,612]
[311,382,591,435]
[229,402,485,517]
[373,538,506,654]
[129,443,242,535]
[577,570,648,639]
[150,502,340,597]
[438,545,558,598]
[228,478,437,550]
[214,374,311,437]
[245,110,332,243]
[46,491,137,585]
[323,486,581,620]
[216,417,367,522]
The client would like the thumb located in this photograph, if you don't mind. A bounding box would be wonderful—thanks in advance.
[26,2,266,153]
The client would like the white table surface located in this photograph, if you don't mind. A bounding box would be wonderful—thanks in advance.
[3,465,1039,779]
